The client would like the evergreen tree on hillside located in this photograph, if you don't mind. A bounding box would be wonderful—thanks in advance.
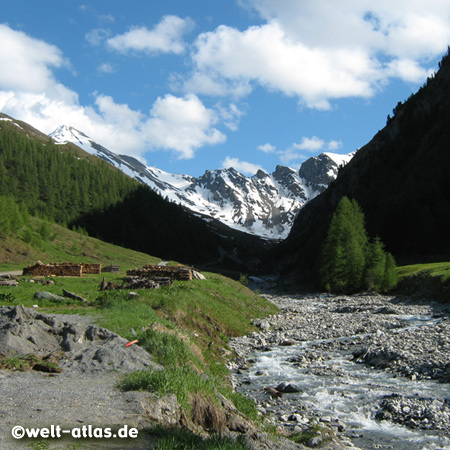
[0,196,29,236]
[320,197,368,292]
[364,237,386,291]
[319,197,397,294]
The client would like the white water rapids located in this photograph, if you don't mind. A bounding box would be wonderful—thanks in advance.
[233,299,450,450]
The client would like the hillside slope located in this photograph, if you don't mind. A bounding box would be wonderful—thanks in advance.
[280,50,450,283]
[0,118,249,267]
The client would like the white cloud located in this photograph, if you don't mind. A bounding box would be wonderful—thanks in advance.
[0,24,70,96]
[181,0,450,108]
[277,137,343,165]
[215,102,246,131]
[245,0,450,59]
[141,94,226,159]
[107,15,194,55]
[86,28,111,46]
[97,62,116,74]
[278,147,308,166]
[1,91,226,161]
[187,22,377,109]
[328,140,343,151]
[292,136,325,152]
[258,143,276,154]
[221,157,263,175]
[0,91,225,160]
[0,24,225,161]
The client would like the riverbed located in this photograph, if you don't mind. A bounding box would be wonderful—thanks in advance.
[229,293,450,449]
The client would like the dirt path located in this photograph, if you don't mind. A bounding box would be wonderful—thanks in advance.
[0,371,154,449]
[0,270,22,277]
[0,306,160,449]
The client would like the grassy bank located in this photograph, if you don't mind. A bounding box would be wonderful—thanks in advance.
[0,217,160,272]
[0,223,278,448]
[396,262,450,302]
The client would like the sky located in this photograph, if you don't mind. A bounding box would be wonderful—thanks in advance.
[1,1,450,178]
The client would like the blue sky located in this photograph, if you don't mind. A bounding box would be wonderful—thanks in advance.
[1,1,449,177]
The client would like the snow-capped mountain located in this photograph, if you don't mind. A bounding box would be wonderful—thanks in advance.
[50,125,353,240]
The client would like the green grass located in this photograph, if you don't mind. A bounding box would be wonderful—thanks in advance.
[0,217,159,272]
[120,366,217,410]
[0,255,276,439]
[397,262,450,280]
[0,222,278,445]
[396,262,450,302]
[149,427,251,450]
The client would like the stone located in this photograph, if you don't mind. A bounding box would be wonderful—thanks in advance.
[280,340,297,346]
[258,321,271,330]
[33,291,67,302]
[306,436,322,447]
[276,382,301,393]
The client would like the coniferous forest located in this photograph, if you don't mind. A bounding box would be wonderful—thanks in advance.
[0,123,137,224]
[0,121,223,264]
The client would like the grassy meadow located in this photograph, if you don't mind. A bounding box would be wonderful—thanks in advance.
[0,221,278,448]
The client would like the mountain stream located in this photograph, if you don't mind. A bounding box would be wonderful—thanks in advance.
[229,294,450,449]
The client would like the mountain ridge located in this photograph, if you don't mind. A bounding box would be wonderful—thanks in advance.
[50,125,354,240]
[280,49,450,284]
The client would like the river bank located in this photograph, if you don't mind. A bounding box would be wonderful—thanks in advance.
[228,293,450,449]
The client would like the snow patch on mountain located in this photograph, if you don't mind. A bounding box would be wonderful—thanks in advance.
[50,125,353,240]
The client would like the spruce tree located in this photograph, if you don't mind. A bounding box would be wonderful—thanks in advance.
[364,237,386,291]
[320,197,398,294]
[319,197,368,293]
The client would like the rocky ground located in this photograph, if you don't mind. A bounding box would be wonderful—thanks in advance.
[0,304,348,450]
[228,293,450,447]
[0,305,163,450]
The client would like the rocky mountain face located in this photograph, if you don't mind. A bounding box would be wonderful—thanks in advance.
[281,50,450,282]
[50,125,353,240]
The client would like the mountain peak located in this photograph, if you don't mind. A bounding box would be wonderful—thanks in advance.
[50,125,90,143]
[47,124,353,240]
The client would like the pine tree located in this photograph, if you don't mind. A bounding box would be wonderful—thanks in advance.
[381,252,398,292]
[364,237,386,291]
[319,197,368,293]
[319,197,398,294]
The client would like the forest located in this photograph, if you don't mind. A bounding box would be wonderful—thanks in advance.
[0,122,223,265]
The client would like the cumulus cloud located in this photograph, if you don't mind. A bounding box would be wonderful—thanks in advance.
[0,24,226,161]
[107,15,194,55]
[258,143,276,154]
[221,156,263,175]
[276,137,344,166]
[1,91,226,161]
[141,93,226,159]
[181,0,450,108]
[0,24,72,98]
[292,136,326,152]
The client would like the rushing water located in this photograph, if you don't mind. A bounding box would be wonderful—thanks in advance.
[235,313,450,450]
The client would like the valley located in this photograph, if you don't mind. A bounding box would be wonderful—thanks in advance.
[1,36,450,450]
[50,124,353,240]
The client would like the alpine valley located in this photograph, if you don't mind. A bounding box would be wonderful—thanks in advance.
[49,125,353,240]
